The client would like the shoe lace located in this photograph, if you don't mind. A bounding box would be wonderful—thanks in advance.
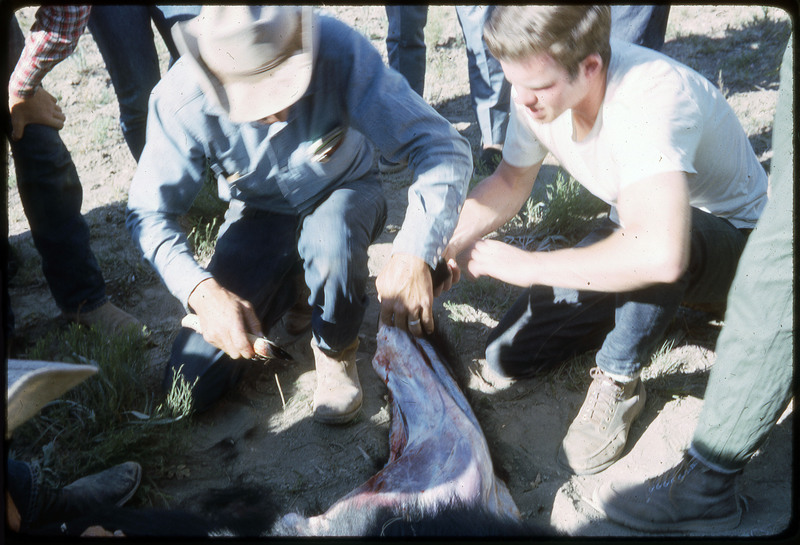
[579,367,624,428]
[647,454,698,498]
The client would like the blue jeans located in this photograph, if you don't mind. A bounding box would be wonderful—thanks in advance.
[485,208,750,379]
[455,6,510,148]
[610,5,671,51]
[88,5,201,160]
[164,176,387,412]
[384,5,428,96]
[7,459,41,531]
[7,124,107,315]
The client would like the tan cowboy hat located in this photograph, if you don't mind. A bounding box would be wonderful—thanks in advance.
[7,359,97,438]
[172,5,317,123]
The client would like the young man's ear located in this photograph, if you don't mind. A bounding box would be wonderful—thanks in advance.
[580,53,604,79]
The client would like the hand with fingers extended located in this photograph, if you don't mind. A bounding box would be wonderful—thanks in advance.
[186,277,263,359]
[376,253,435,337]
[8,86,66,140]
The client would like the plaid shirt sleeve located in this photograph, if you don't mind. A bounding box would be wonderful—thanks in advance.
[8,5,91,98]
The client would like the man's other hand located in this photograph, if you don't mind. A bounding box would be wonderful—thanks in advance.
[9,87,66,140]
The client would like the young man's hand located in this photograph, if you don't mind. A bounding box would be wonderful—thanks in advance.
[376,253,434,337]
[187,278,263,359]
[8,87,66,140]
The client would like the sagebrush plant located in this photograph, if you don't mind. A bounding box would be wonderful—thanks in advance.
[9,324,194,503]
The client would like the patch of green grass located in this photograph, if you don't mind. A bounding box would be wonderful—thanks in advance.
[90,115,116,147]
[184,165,228,263]
[9,325,194,503]
[187,216,221,265]
[501,169,609,250]
[66,42,92,78]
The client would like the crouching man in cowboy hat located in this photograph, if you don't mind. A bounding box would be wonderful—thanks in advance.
[126,6,472,423]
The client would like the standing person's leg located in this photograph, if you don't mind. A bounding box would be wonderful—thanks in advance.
[455,5,510,166]
[381,5,429,174]
[10,125,107,315]
[88,5,161,161]
[384,5,429,96]
[559,208,751,475]
[610,5,671,51]
[164,203,303,413]
[298,176,387,423]
[594,37,793,533]
[6,16,140,333]
[151,5,202,64]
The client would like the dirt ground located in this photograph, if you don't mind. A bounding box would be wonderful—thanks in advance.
[6,5,794,539]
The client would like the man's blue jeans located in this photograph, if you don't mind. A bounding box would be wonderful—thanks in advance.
[7,459,41,531]
[384,5,428,97]
[8,124,107,315]
[611,5,671,51]
[455,6,510,149]
[485,208,750,379]
[88,5,201,161]
[164,176,387,412]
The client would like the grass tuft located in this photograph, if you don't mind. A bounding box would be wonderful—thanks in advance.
[9,325,194,502]
[500,169,609,251]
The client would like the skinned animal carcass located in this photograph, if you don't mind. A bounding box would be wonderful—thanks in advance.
[275,325,530,536]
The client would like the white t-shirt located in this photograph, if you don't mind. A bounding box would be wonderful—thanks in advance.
[503,39,767,229]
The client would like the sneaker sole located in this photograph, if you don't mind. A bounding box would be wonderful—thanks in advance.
[313,403,362,425]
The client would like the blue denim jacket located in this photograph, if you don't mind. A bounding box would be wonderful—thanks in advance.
[127,14,472,307]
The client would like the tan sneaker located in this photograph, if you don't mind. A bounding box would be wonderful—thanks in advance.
[63,301,146,338]
[558,367,646,475]
[312,339,362,424]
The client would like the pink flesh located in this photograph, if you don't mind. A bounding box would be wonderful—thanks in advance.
[285,325,520,535]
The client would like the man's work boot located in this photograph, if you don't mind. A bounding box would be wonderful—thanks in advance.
[312,339,362,424]
[38,461,142,526]
[592,452,743,532]
[63,301,146,338]
[558,367,646,475]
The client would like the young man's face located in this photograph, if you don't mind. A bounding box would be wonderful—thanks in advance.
[500,52,588,124]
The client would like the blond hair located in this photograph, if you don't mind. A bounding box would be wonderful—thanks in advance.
[484,5,611,79]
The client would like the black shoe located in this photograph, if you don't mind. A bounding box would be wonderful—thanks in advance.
[37,462,142,526]
[592,452,743,532]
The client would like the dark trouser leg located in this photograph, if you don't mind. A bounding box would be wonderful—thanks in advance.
[486,209,749,379]
[9,125,107,313]
[384,5,429,96]
[610,5,671,51]
[88,5,160,161]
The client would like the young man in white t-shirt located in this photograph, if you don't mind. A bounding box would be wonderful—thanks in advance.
[442,6,767,477]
